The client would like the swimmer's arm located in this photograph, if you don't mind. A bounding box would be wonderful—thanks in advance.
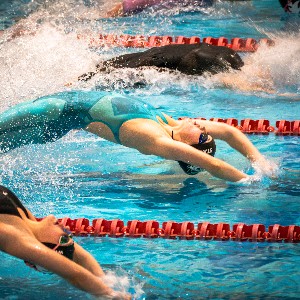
[198,121,278,176]
[0,224,115,297]
[72,243,105,277]
[198,121,264,162]
[143,136,248,182]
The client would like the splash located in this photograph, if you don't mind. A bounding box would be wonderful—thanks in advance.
[214,32,300,95]
[0,24,100,110]
[103,270,145,299]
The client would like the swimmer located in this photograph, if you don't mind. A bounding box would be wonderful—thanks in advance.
[78,44,280,94]
[0,90,276,182]
[0,185,131,299]
[0,0,121,41]
[107,0,214,17]
[78,43,244,81]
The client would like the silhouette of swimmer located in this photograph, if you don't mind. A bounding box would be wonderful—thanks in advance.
[78,43,244,81]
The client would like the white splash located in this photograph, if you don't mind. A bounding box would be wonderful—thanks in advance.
[213,32,300,95]
[0,24,100,110]
[103,270,145,299]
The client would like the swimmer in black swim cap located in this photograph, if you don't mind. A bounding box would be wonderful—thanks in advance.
[178,133,216,175]
[0,91,277,182]
[0,185,130,299]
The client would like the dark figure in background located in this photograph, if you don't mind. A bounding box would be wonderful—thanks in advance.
[79,43,244,81]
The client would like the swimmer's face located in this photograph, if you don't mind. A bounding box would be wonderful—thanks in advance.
[178,119,208,145]
[37,215,67,244]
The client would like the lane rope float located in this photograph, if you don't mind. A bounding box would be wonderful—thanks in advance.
[37,217,300,243]
[178,118,300,136]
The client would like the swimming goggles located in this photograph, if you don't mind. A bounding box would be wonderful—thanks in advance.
[52,233,73,251]
[198,132,209,144]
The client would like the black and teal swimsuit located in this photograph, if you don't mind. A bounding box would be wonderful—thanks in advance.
[0,90,167,152]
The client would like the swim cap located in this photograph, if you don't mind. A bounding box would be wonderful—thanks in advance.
[42,241,75,260]
[178,138,216,175]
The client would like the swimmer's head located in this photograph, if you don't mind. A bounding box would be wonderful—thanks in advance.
[178,135,216,175]
[279,0,300,13]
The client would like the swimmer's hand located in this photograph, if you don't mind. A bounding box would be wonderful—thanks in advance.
[252,157,279,178]
[237,175,260,184]
[98,290,132,299]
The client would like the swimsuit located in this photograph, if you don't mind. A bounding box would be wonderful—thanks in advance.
[0,90,167,152]
[0,185,29,218]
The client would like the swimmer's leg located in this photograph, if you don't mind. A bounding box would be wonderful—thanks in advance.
[0,98,69,152]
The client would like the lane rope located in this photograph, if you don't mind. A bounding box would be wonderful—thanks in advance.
[77,33,274,52]
[37,217,300,243]
[178,118,300,136]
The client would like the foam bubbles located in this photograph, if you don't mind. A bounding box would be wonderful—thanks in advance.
[103,270,145,299]
[0,23,99,110]
[214,32,300,95]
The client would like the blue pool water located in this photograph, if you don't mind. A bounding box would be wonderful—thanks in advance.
[0,0,299,299]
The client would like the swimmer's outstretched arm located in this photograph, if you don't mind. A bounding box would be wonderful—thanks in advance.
[0,220,130,299]
[163,114,276,175]
[154,137,248,181]
[196,120,277,176]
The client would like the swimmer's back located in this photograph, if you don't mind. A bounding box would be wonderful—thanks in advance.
[0,91,108,151]
[0,90,167,151]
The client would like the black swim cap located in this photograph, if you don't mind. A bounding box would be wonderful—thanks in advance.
[178,138,216,175]
[42,241,75,260]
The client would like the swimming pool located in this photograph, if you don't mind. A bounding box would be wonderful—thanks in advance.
[0,0,299,299]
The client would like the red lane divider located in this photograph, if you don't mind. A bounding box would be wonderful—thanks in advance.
[178,117,300,136]
[77,34,274,52]
[50,218,300,243]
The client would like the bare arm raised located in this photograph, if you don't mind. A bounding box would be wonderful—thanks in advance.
[0,212,130,299]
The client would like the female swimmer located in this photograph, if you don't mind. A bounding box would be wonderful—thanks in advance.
[0,90,276,182]
[0,185,130,299]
